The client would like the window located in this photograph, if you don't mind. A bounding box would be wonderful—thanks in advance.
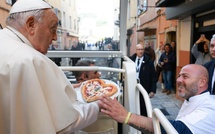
[69,16,72,29]
[137,0,147,15]
[63,12,66,27]
[74,19,76,31]
[128,1,130,19]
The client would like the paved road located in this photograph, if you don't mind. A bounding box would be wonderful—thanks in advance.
[151,82,183,120]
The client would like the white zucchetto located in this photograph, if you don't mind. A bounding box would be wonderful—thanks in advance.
[10,0,52,15]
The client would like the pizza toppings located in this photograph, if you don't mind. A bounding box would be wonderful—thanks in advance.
[81,79,118,103]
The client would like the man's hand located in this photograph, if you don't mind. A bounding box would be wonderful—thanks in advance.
[196,34,209,44]
[98,96,128,124]
[160,62,164,65]
[163,58,168,63]
[149,92,154,98]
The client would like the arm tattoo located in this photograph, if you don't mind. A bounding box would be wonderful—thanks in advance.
[128,123,153,134]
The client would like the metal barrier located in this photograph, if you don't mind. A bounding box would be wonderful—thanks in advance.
[59,66,125,73]
[152,108,178,134]
[136,84,153,118]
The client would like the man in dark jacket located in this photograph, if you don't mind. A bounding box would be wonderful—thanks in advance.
[204,34,215,94]
[49,43,61,66]
[130,44,157,117]
[158,43,176,95]
[70,41,82,66]
[144,41,156,62]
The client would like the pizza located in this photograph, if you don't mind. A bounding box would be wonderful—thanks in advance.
[81,79,118,103]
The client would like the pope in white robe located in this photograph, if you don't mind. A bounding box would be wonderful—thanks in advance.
[0,0,99,133]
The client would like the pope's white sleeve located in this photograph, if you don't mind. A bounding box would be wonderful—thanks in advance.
[57,102,99,133]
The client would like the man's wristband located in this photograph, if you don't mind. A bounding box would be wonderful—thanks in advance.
[124,112,131,124]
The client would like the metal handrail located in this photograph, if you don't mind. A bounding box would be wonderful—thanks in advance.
[136,83,178,134]
[152,108,178,134]
[59,66,125,73]
[47,50,123,58]
[136,84,153,118]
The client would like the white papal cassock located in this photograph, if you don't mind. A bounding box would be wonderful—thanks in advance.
[0,27,99,134]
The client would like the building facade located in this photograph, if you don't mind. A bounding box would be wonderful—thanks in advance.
[47,0,79,50]
[126,0,179,98]
[156,0,215,78]
[0,0,15,28]
[126,0,215,98]
[127,0,177,56]
[0,0,79,50]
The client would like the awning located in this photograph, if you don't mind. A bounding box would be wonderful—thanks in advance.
[164,0,215,20]
[155,0,185,7]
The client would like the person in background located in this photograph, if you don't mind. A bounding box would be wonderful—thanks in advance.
[171,41,177,89]
[49,42,61,66]
[130,44,156,117]
[0,0,101,133]
[159,43,176,95]
[204,34,215,94]
[99,64,215,134]
[70,41,82,66]
[105,43,119,68]
[144,41,156,62]
[155,42,165,87]
[73,59,101,87]
[107,43,113,51]
[192,34,212,65]
[171,41,177,54]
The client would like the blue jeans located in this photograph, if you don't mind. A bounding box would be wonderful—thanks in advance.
[162,71,173,90]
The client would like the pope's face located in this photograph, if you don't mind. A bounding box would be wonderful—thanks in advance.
[33,9,58,54]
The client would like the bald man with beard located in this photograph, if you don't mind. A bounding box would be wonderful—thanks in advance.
[99,64,215,134]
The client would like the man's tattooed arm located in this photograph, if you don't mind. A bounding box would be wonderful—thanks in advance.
[129,123,153,134]
[127,113,154,134]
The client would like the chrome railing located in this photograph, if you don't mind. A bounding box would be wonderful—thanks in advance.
[152,108,178,134]
[136,84,153,118]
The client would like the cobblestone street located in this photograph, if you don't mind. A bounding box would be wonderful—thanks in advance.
[151,82,183,120]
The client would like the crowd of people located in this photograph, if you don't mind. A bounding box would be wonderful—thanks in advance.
[1,0,215,134]
[69,37,119,52]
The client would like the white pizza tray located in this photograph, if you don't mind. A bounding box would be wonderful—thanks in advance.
[75,79,121,103]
